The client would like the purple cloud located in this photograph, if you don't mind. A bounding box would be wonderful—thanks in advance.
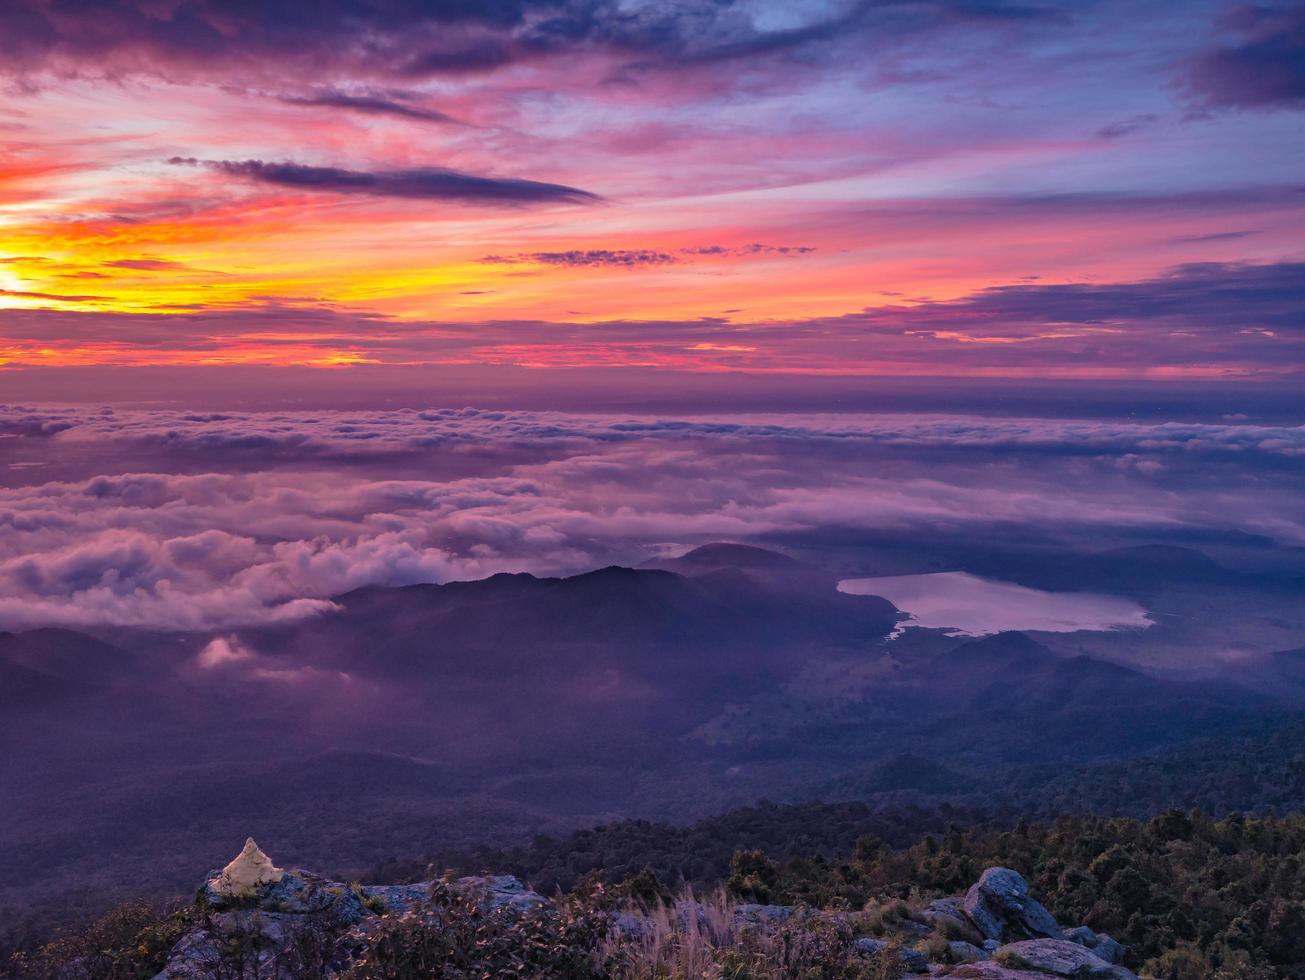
[0,404,1301,631]
[0,287,104,302]
[887,261,1305,334]
[102,258,191,271]
[480,245,818,267]
[277,89,460,124]
[481,249,677,268]
[0,0,1065,81]
[1184,4,1305,110]
[680,244,817,257]
[168,158,599,205]
[1096,114,1159,138]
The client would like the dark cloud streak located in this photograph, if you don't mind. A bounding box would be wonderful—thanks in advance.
[1184,4,1305,110]
[0,287,103,302]
[909,261,1305,334]
[277,89,460,124]
[102,258,190,271]
[167,157,599,205]
[481,249,677,267]
[681,244,817,256]
[479,244,818,267]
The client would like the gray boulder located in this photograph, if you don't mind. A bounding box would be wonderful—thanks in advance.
[965,868,1064,943]
[950,940,990,961]
[1064,925,1124,965]
[925,895,966,920]
[154,910,313,979]
[456,874,547,913]
[612,909,651,939]
[202,866,367,927]
[734,903,794,925]
[267,871,368,925]
[942,964,1078,979]
[1093,934,1125,965]
[995,938,1138,979]
[925,895,985,943]
[358,882,433,916]
[900,947,929,973]
[850,938,927,973]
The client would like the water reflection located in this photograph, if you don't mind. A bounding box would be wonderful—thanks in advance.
[838,571,1151,637]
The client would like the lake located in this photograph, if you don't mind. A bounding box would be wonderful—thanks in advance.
[837,571,1152,637]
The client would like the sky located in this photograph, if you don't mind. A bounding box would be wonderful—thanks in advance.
[0,0,1303,385]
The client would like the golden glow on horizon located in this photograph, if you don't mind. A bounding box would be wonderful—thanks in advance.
[0,55,1298,380]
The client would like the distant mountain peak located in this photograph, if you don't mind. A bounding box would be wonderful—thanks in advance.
[1096,544,1226,572]
[950,631,1047,658]
[670,543,799,568]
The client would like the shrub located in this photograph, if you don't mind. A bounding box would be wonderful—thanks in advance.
[728,850,780,904]
[340,879,609,979]
[9,900,194,980]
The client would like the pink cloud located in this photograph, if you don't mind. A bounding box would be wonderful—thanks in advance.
[0,405,1300,631]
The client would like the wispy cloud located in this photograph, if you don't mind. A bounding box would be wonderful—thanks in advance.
[168,158,599,205]
[102,258,192,271]
[680,244,817,257]
[1096,114,1159,139]
[1183,4,1305,110]
[277,89,460,124]
[0,287,103,302]
[481,249,677,268]
[1171,230,1253,245]
[479,244,817,268]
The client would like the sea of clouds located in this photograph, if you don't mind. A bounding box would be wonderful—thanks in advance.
[2,405,1302,631]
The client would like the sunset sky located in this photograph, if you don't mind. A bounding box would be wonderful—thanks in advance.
[0,0,1302,382]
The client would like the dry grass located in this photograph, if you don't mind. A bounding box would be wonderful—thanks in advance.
[604,888,739,978]
[601,886,882,980]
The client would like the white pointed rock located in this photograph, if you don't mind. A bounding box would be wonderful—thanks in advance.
[213,838,284,897]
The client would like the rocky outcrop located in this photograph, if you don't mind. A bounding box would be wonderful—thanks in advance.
[994,938,1137,978]
[946,944,1138,980]
[848,867,1136,978]
[156,842,549,979]
[155,910,312,980]
[965,867,1064,943]
[153,844,1134,980]
[946,964,1086,979]
[453,873,547,914]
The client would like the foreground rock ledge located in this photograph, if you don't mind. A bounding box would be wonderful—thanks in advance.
[153,844,1138,978]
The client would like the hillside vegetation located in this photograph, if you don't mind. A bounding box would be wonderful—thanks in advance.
[11,807,1305,978]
